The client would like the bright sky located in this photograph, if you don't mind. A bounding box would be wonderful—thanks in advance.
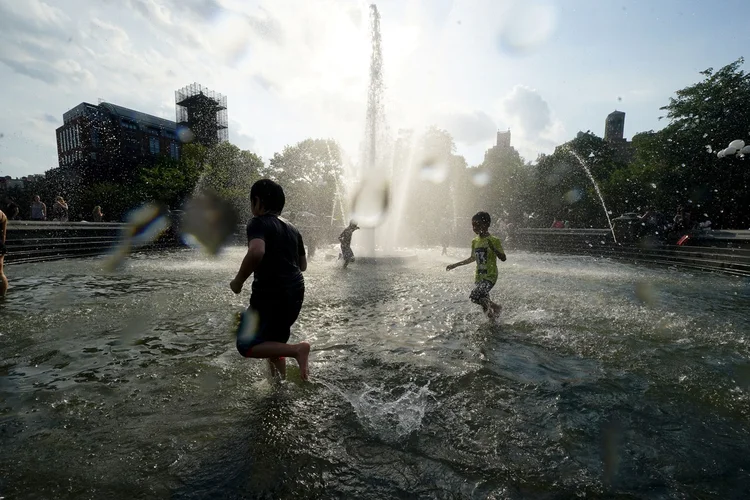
[0,0,748,178]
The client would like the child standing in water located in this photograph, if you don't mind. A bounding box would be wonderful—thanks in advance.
[338,220,359,269]
[446,211,506,320]
[230,179,310,380]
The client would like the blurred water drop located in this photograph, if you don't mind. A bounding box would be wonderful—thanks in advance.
[564,188,583,204]
[725,146,738,156]
[741,145,750,155]
[705,145,713,153]
[497,0,557,56]
[235,309,259,344]
[717,149,726,158]
[177,125,195,143]
[650,183,657,189]
[419,157,449,184]
[728,139,745,150]
[105,203,170,270]
[350,178,390,228]
[471,170,491,187]
[180,191,239,255]
[634,281,655,305]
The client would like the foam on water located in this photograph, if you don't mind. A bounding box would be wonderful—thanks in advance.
[318,378,434,442]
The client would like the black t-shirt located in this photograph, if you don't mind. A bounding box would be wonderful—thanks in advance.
[339,227,355,246]
[246,214,305,293]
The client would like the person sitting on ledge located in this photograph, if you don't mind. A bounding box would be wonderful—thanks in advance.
[0,209,8,296]
[91,206,104,222]
[52,196,69,222]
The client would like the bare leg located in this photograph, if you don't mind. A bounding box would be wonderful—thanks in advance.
[267,357,286,379]
[0,257,7,297]
[247,341,311,381]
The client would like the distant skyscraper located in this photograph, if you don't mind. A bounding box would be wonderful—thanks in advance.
[175,83,228,147]
[604,110,625,142]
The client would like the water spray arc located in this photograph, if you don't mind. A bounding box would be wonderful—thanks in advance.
[562,145,617,243]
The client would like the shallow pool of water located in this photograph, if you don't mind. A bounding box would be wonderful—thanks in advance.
[1,248,749,498]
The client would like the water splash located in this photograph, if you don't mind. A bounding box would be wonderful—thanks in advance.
[562,146,617,243]
[319,379,433,442]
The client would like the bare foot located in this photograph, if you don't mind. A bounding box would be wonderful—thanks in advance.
[295,342,311,381]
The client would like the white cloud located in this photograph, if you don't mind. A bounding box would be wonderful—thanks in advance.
[433,110,497,146]
[500,85,565,160]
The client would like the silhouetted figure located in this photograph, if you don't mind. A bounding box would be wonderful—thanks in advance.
[91,206,104,222]
[230,179,310,380]
[339,221,359,269]
[4,197,20,220]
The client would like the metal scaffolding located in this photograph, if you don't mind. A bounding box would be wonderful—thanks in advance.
[175,83,228,145]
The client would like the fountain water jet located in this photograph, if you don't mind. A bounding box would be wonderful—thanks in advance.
[562,146,618,243]
[347,4,417,263]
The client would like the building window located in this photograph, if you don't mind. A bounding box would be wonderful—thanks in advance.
[170,142,179,159]
[149,136,160,154]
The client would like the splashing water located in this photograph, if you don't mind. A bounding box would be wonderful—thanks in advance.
[562,146,618,243]
[318,379,434,442]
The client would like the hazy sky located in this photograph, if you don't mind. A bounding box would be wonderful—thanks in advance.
[0,0,748,178]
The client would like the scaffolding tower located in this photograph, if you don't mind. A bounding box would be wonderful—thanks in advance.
[175,83,228,146]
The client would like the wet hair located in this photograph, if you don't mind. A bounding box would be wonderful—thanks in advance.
[250,179,285,214]
[472,211,491,228]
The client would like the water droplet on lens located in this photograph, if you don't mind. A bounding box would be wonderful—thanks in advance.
[635,281,655,305]
[498,0,557,55]
[180,191,239,255]
[177,125,195,143]
[564,188,582,203]
[471,170,491,187]
[235,309,259,341]
[419,157,448,183]
[105,203,170,270]
[351,178,390,228]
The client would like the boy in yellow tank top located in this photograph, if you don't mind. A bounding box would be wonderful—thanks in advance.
[446,211,506,319]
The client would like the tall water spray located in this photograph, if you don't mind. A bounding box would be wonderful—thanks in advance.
[563,146,618,243]
[350,4,390,255]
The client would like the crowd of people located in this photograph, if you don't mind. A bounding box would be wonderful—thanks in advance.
[2,195,105,223]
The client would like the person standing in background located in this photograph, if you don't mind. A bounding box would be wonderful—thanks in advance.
[91,206,104,222]
[30,195,46,221]
[52,196,69,222]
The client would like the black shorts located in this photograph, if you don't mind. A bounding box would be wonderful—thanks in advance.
[236,286,305,357]
[470,280,495,303]
[341,244,354,262]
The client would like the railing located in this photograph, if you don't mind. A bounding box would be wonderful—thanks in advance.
[4,221,182,264]
[508,228,750,277]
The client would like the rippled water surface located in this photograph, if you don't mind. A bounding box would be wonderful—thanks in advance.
[1,248,749,499]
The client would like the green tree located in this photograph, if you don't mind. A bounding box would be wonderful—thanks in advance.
[138,150,203,210]
[266,139,344,221]
[531,132,625,228]
[653,58,750,228]
[193,142,264,221]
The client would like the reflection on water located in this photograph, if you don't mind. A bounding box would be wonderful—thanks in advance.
[1,248,749,498]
